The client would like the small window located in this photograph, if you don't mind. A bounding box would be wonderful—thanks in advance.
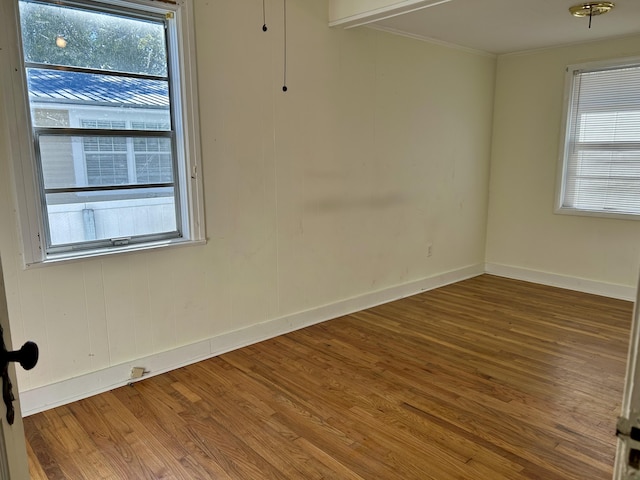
[557,59,640,218]
[11,0,204,263]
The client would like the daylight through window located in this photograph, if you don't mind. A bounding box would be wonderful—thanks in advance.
[558,60,640,218]
[18,0,195,256]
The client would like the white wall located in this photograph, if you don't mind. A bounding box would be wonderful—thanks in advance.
[485,35,640,291]
[0,0,495,395]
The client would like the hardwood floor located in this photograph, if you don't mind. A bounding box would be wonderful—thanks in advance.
[24,275,633,479]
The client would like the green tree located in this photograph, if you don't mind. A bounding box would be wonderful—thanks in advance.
[19,1,167,77]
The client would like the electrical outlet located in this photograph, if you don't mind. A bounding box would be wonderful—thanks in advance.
[427,243,433,257]
[130,367,146,379]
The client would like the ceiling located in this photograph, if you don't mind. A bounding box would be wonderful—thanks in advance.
[367,0,640,55]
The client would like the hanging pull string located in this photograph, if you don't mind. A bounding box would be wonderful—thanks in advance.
[282,0,288,92]
[588,7,593,28]
[262,0,267,32]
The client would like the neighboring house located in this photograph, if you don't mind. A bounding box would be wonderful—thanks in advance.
[26,68,175,245]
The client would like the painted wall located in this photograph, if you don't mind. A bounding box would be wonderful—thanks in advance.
[0,0,495,392]
[485,35,640,289]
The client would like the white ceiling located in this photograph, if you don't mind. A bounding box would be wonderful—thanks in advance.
[369,0,640,55]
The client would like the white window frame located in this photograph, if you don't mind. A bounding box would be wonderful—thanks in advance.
[1,0,205,266]
[556,56,640,220]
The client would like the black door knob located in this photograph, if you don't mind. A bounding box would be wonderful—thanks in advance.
[0,325,39,424]
[2,341,39,371]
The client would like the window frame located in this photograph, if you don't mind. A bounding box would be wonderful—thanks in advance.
[555,56,640,220]
[3,0,205,266]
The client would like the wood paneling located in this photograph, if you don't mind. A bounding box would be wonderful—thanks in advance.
[24,275,632,479]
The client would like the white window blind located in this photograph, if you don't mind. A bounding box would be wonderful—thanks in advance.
[559,62,640,217]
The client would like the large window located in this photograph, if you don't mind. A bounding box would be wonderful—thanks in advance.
[10,0,204,263]
[557,59,640,218]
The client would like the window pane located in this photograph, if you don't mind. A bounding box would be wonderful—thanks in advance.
[574,151,640,178]
[568,150,640,213]
[575,67,640,111]
[570,178,640,214]
[33,108,69,127]
[19,1,167,77]
[134,137,173,183]
[27,68,170,128]
[39,135,174,189]
[85,152,129,186]
[46,188,176,246]
[578,111,640,143]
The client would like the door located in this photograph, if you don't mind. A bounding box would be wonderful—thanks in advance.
[0,0,43,475]
[0,257,30,479]
[614,274,640,479]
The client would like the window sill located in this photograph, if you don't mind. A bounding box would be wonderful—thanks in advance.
[25,237,207,269]
[554,206,640,221]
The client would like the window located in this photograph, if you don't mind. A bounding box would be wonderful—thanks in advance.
[132,121,173,184]
[9,0,204,264]
[79,120,173,185]
[81,120,128,186]
[557,59,640,218]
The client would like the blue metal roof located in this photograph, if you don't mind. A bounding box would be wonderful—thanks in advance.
[26,68,169,108]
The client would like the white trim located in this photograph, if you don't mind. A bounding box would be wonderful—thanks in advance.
[329,0,452,29]
[1,0,44,266]
[499,33,640,58]
[484,263,635,301]
[174,0,206,243]
[613,270,640,478]
[21,262,636,416]
[553,206,640,222]
[19,264,483,416]
[565,56,640,73]
[29,238,206,269]
[365,24,496,58]
[554,61,575,215]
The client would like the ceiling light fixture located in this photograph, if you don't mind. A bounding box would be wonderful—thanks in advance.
[569,2,615,28]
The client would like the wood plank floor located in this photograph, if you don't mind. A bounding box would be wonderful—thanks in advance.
[24,275,633,479]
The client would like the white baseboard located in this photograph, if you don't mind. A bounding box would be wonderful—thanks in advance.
[484,263,636,301]
[19,264,484,416]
